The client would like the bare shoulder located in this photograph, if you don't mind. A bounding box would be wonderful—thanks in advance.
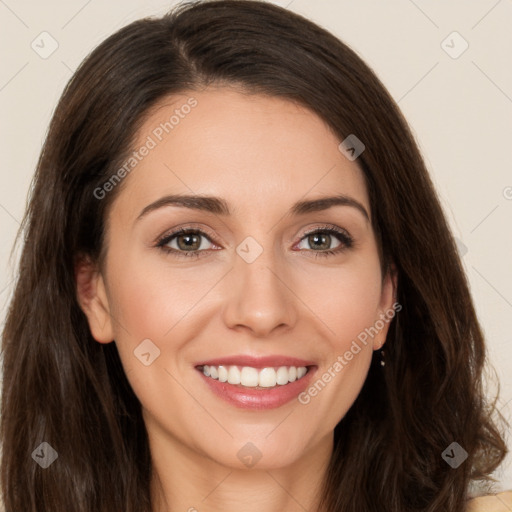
[466,491,512,511]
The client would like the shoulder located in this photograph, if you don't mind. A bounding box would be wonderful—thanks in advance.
[466,491,512,511]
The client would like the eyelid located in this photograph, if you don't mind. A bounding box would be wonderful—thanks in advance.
[154,223,220,247]
[298,223,351,240]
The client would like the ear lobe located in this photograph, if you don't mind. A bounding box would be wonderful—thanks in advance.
[374,263,398,351]
[75,256,115,344]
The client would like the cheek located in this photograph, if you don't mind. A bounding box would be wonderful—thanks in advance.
[107,249,210,337]
[104,256,206,430]
[325,280,380,335]
[292,258,382,421]
[103,250,239,402]
[297,257,383,346]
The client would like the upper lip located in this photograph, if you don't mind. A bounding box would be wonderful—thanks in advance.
[195,355,317,369]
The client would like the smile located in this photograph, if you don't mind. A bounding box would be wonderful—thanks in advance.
[196,364,317,410]
[200,364,309,388]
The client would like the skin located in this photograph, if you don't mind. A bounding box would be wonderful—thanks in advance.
[76,87,397,512]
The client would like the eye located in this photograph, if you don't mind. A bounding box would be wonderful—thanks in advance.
[156,228,216,259]
[155,224,354,259]
[295,226,354,258]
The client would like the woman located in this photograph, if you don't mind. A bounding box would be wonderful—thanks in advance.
[0,1,509,510]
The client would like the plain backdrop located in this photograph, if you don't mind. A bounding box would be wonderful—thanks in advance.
[0,0,511,493]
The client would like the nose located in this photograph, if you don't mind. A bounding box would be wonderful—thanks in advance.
[221,242,298,338]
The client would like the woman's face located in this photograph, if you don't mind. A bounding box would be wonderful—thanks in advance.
[78,87,396,470]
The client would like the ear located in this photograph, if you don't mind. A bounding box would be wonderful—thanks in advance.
[373,262,398,351]
[75,255,115,344]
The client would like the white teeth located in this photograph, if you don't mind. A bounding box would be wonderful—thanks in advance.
[259,368,276,387]
[276,366,289,385]
[227,366,241,385]
[201,364,310,388]
[240,366,259,387]
[218,365,228,382]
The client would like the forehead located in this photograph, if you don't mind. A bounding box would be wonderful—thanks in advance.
[112,87,369,221]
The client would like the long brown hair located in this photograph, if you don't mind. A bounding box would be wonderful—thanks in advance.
[1,1,508,510]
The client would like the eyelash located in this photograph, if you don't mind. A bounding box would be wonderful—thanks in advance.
[155,224,354,259]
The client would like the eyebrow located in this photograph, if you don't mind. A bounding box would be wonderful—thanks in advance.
[136,194,370,222]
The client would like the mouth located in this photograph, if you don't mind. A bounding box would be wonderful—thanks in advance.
[194,363,318,410]
[196,364,313,389]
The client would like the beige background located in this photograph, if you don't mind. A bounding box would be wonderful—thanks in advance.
[0,0,511,493]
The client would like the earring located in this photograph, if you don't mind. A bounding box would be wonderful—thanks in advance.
[380,349,386,367]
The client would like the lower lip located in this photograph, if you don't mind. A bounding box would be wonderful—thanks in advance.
[196,367,318,410]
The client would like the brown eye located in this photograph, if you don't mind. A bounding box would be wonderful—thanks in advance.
[306,232,336,251]
[156,228,216,258]
[296,227,353,257]
[175,232,202,251]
